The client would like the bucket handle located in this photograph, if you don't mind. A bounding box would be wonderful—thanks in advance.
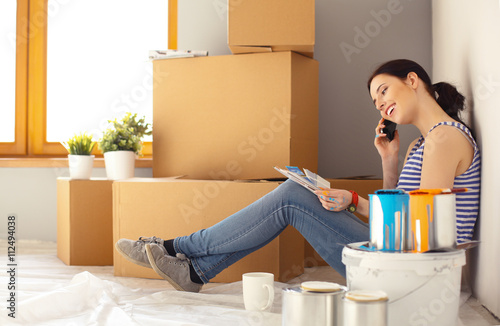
[388,272,439,304]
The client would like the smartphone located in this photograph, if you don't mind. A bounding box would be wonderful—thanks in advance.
[382,120,397,141]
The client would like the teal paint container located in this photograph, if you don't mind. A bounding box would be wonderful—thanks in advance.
[369,189,410,251]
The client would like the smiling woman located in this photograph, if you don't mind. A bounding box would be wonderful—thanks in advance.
[368,59,480,243]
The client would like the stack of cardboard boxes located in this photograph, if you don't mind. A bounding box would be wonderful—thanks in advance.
[112,0,318,283]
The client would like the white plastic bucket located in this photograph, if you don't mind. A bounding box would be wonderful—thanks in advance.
[342,243,465,326]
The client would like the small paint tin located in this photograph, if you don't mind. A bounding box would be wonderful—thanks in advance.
[281,282,345,326]
[343,290,388,326]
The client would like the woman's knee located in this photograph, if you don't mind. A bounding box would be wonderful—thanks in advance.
[274,179,316,203]
[275,179,303,196]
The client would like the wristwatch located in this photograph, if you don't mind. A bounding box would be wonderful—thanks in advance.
[347,191,358,213]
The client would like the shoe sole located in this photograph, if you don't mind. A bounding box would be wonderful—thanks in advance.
[145,244,185,292]
[115,242,151,268]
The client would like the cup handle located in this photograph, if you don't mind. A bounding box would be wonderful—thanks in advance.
[260,284,274,311]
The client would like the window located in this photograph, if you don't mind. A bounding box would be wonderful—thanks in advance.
[46,0,168,144]
[0,1,17,142]
[0,0,178,158]
[0,0,28,156]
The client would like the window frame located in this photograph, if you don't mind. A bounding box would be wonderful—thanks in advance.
[1,0,177,159]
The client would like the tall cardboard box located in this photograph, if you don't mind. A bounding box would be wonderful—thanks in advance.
[57,178,114,266]
[228,0,315,57]
[113,178,305,283]
[304,178,384,267]
[153,51,319,180]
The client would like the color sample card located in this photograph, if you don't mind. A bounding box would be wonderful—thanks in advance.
[275,166,330,193]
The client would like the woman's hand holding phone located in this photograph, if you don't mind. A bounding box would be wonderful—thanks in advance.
[382,120,397,141]
[374,118,400,160]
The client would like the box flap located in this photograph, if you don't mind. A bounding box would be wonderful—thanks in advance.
[228,45,272,54]
[228,45,314,58]
[113,176,184,183]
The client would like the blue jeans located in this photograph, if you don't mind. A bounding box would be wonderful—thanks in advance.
[173,180,369,283]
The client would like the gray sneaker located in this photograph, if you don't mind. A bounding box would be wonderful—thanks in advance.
[145,243,203,293]
[115,236,166,268]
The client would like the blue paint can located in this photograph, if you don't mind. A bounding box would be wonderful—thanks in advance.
[369,189,409,251]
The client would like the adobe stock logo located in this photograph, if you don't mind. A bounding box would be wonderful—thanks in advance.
[7,0,73,50]
[408,278,461,326]
[213,0,244,21]
[474,74,500,101]
[339,0,405,63]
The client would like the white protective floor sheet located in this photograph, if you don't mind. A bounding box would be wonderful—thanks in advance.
[0,240,498,326]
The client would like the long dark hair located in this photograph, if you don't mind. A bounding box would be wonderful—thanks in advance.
[367,59,469,129]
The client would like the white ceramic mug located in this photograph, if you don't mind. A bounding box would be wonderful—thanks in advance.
[242,272,275,311]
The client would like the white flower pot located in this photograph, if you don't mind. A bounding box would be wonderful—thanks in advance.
[104,151,136,180]
[68,155,94,180]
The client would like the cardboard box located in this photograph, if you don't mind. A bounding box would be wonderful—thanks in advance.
[57,178,114,266]
[304,178,383,267]
[228,0,315,57]
[153,51,319,180]
[113,178,305,283]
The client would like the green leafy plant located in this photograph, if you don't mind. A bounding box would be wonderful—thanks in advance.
[62,132,96,155]
[98,112,152,155]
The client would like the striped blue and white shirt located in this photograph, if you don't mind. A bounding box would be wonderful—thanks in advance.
[397,121,481,243]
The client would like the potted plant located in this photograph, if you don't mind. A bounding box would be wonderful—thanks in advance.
[62,132,96,179]
[98,112,152,180]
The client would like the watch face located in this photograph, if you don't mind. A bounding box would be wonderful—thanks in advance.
[347,204,356,213]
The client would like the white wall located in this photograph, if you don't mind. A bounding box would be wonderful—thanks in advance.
[315,0,429,178]
[432,0,500,318]
[178,0,230,56]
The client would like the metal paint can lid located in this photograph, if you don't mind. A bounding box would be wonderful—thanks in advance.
[345,290,388,302]
[300,281,342,293]
[373,189,406,195]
